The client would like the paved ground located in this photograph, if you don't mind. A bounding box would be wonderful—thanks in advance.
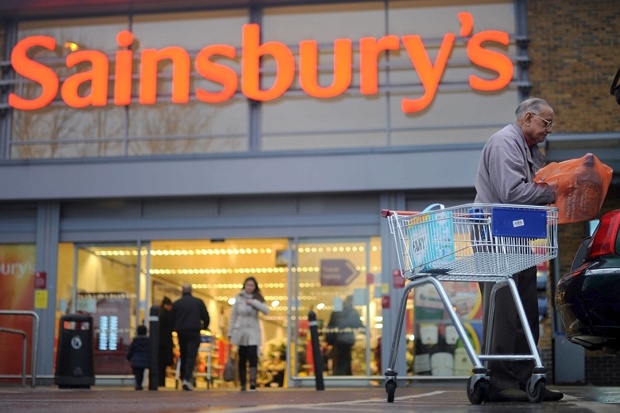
[1,382,620,413]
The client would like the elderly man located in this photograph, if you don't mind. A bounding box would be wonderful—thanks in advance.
[475,97,562,402]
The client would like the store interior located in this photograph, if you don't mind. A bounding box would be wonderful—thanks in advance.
[55,237,384,387]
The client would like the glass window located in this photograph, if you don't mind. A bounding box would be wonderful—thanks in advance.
[129,11,249,155]
[0,244,36,377]
[292,237,382,377]
[128,101,248,155]
[261,3,389,151]
[387,1,518,148]
[13,18,130,159]
[11,11,249,159]
[407,281,481,376]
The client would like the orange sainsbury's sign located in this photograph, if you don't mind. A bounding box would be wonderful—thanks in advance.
[9,12,512,113]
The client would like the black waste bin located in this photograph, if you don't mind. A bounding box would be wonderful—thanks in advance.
[55,314,95,388]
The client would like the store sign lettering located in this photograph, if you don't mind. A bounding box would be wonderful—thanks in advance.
[9,12,512,113]
[0,262,31,279]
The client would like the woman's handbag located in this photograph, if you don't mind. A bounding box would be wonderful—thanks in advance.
[223,347,235,382]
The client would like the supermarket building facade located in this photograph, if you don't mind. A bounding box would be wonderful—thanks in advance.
[1,0,619,387]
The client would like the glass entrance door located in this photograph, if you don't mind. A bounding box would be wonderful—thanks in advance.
[290,237,382,379]
[72,242,150,375]
[57,236,383,382]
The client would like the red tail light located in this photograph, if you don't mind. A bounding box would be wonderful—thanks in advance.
[589,211,620,258]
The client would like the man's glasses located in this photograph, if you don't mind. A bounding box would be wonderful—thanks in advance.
[532,113,554,130]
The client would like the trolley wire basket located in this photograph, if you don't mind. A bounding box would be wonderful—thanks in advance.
[381,203,558,404]
[384,203,558,281]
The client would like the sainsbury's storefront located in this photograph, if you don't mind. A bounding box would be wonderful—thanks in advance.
[1,0,617,387]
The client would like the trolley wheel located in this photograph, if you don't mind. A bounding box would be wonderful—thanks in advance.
[466,376,488,405]
[526,377,545,403]
[385,379,397,403]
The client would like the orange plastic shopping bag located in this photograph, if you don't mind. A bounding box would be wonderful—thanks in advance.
[535,153,613,224]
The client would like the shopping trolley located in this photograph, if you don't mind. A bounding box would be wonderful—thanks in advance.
[381,203,558,404]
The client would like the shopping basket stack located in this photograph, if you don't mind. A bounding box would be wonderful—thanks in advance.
[381,203,558,404]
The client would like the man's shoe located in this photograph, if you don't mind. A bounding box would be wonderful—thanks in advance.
[544,389,564,401]
[488,388,528,402]
[182,380,193,391]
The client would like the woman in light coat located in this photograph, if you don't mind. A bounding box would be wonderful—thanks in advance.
[228,276,269,391]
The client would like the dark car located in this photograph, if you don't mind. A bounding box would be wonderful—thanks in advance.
[556,210,620,354]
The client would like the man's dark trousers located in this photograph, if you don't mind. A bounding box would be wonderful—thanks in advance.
[177,330,201,382]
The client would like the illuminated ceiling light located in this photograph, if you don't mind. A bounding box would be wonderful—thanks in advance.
[408,334,415,342]
[228,297,236,305]
[316,303,325,310]
[271,300,279,307]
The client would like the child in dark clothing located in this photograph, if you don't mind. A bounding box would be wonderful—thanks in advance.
[127,325,150,390]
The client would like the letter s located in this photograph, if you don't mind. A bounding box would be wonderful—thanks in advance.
[467,30,513,91]
[195,44,238,103]
[9,36,59,110]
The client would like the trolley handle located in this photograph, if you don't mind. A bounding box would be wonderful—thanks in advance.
[381,209,420,218]
[382,204,444,218]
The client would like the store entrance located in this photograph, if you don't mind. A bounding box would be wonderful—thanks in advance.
[147,238,291,387]
[56,236,383,385]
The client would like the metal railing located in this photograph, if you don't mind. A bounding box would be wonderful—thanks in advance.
[0,327,27,387]
[0,310,40,388]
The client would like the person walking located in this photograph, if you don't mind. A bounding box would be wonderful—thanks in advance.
[326,295,364,375]
[227,276,269,391]
[126,325,150,390]
[172,284,210,391]
[474,97,562,402]
[158,296,174,387]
